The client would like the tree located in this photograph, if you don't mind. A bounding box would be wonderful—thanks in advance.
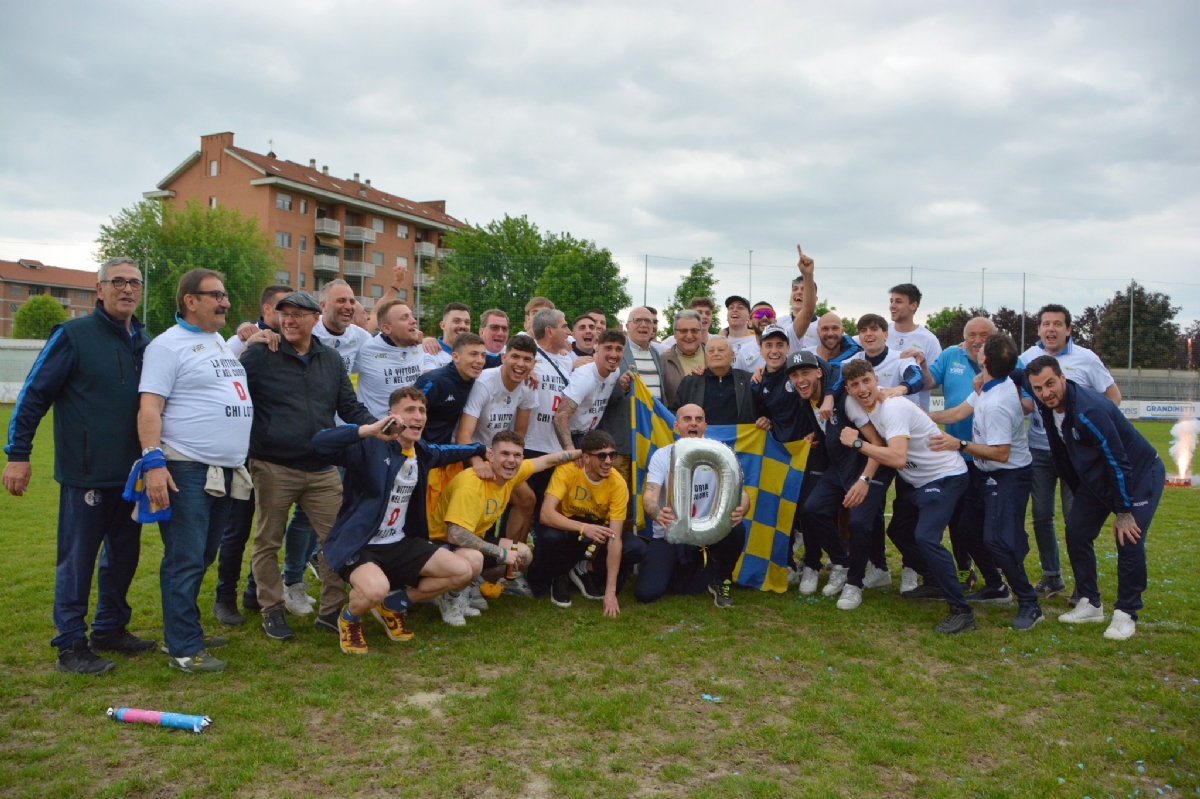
[1092,281,1181,369]
[989,306,1038,351]
[1174,319,1200,370]
[814,299,857,336]
[12,294,68,339]
[534,247,631,329]
[925,305,985,349]
[95,199,280,337]
[1070,305,1102,350]
[661,257,719,338]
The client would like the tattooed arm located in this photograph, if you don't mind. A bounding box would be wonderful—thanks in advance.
[445,522,530,566]
[552,396,578,450]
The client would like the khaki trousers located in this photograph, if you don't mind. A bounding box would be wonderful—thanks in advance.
[249,460,345,616]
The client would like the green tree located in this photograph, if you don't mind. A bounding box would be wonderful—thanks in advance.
[813,299,857,336]
[1093,281,1180,369]
[661,258,719,338]
[12,294,68,339]
[95,199,280,337]
[534,247,631,328]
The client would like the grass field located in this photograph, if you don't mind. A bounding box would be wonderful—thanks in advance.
[0,408,1197,799]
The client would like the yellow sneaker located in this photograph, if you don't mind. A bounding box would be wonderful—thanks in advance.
[371,603,415,642]
[338,610,369,655]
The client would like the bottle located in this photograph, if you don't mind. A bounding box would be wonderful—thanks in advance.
[506,546,520,579]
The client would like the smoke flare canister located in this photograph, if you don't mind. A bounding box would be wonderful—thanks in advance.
[107,707,211,733]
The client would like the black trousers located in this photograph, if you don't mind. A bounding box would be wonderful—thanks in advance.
[803,468,895,588]
[527,523,647,596]
[948,460,1004,585]
[634,523,747,603]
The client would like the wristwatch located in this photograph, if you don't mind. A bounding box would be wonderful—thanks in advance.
[857,474,870,484]
[959,439,969,451]
[852,439,864,450]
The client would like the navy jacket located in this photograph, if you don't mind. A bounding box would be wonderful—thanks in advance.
[1023,374,1161,514]
[5,302,150,488]
[414,363,476,445]
[312,424,483,572]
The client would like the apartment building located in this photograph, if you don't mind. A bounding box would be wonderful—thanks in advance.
[0,259,98,337]
[144,131,464,315]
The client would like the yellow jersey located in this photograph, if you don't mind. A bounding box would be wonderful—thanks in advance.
[545,462,628,524]
[428,460,536,541]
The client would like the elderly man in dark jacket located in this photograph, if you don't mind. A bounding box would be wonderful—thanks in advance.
[240,291,377,642]
[672,336,757,424]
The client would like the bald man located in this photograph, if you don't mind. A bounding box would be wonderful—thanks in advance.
[808,313,862,364]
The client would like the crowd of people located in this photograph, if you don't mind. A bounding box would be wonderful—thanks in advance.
[3,247,1165,675]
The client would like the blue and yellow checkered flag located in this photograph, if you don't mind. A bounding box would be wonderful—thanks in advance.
[630,376,810,593]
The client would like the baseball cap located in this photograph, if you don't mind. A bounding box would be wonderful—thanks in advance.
[761,324,789,342]
[275,291,321,313]
[724,295,751,310]
[785,350,822,372]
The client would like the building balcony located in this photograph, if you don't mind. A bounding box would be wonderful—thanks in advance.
[314,218,341,236]
[358,296,375,311]
[413,273,435,288]
[344,226,376,244]
[413,242,436,258]
[436,248,453,260]
[313,254,340,274]
[343,260,377,278]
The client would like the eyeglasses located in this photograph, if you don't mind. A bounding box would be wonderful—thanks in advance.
[278,311,317,321]
[485,324,510,332]
[752,309,775,319]
[629,317,654,325]
[587,450,618,461]
[675,327,701,335]
[101,277,144,290]
[192,290,230,302]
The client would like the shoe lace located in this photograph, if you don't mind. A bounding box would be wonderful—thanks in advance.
[346,621,366,648]
[395,612,411,635]
[719,580,731,599]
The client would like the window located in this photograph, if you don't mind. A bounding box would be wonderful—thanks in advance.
[51,287,68,299]
[76,290,90,301]
[370,284,383,298]
[396,256,408,268]
[372,217,384,233]
[209,159,218,176]
[371,251,384,266]
[209,196,217,209]
[298,272,306,289]
[10,304,18,315]
[28,285,44,295]
[397,224,409,239]
[275,231,292,248]
[395,288,408,301]
[300,236,307,252]
[300,198,308,215]
[274,270,291,285]
[10,284,21,295]
[276,192,293,211]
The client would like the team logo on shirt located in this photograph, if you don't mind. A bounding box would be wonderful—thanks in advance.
[830,411,839,425]
[374,353,389,360]
[503,395,513,406]
[84,490,102,506]
[785,381,794,393]
[399,351,409,361]
[191,344,206,353]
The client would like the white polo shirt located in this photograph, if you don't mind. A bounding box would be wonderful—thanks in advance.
[139,323,253,468]
[355,334,431,418]
[1020,338,1115,451]
[563,362,619,434]
[887,323,942,411]
[461,367,539,447]
[314,321,372,377]
[966,379,1032,472]
[526,347,574,454]
[846,395,966,488]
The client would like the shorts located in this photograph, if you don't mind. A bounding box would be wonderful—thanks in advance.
[339,537,439,589]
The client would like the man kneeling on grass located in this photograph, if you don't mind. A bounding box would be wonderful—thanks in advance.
[427,431,581,626]
[312,387,484,654]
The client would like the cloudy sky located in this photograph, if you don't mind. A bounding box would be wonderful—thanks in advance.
[2,1,1197,326]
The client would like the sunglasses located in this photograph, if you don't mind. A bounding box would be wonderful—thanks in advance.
[587,450,618,461]
[752,309,775,319]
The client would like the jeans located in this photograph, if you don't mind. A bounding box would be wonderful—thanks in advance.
[1030,447,1072,578]
[798,467,850,571]
[977,466,1036,606]
[634,523,746,603]
[282,507,317,586]
[527,523,648,597]
[949,461,1004,587]
[803,468,894,588]
[51,486,143,650]
[158,461,233,658]
[909,472,971,614]
[1065,459,1163,619]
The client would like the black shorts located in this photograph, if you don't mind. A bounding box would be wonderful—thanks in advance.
[339,537,440,589]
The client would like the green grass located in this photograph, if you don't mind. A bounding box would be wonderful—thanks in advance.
[1,408,1197,798]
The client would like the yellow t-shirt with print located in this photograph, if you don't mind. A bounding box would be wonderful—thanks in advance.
[428,459,536,541]
[545,462,628,524]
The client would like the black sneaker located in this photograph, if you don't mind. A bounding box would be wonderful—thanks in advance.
[213,599,246,627]
[901,583,945,600]
[569,566,603,600]
[1034,575,1066,599]
[958,569,978,593]
[550,575,572,608]
[160,634,229,655]
[242,591,262,612]
[1067,587,1081,608]
[1012,605,1044,631]
[89,629,156,655]
[965,583,1013,605]
[934,611,977,635]
[262,609,295,641]
[708,579,734,609]
[314,609,340,634]
[56,639,116,675]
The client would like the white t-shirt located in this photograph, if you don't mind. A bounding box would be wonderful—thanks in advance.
[778,313,820,354]
[845,348,922,405]
[1019,340,1115,451]
[846,395,966,488]
[355,334,431,418]
[966,380,1032,472]
[462,367,539,447]
[369,451,419,545]
[314,321,372,377]
[727,333,762,373]
[139,324,253,468]
[526,347,575,454]
[887,323,942,411]
[226,333,248,358]
[645,442,718,540]
[563,362,620,434]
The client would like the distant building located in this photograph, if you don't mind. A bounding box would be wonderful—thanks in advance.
[144,131,464,316]
[0,259,97,337]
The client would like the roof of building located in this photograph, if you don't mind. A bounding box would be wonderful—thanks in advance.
[0,259,97,288]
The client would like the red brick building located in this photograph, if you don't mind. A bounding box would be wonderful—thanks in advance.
[0,259,98,337]
[144,131,464,315]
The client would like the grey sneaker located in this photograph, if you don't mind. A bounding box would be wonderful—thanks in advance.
[862,564,891,589]
[467,579,489,611]
[56,640,115,675]
[284,583,314,616]
[1034,575,1066,598]
[457,589,480,617]
[168,649,228,674]
[708,579,734,609]
[439,593,466,626]
[1012,605,1044,631]
[502,574,534,598]
[213,599,246,627]
[160,634,229,655]
[934,611,977,635]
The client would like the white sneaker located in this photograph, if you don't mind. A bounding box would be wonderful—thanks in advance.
[457,589,480,617]
[863,564,892,589]
[438,593,466,627]
[1104,609,1136,640]
[822,565,849,596]
[284,583,313,616]
[787,567,801,586]
[468,579,488,611]
[1058,597,1105,623]
[836,584,863,610]
[799,567,820,595]
[900,567,919,594]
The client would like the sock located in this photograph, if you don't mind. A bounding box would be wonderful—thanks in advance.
[342,607,362,623]
[382,589,412,613]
